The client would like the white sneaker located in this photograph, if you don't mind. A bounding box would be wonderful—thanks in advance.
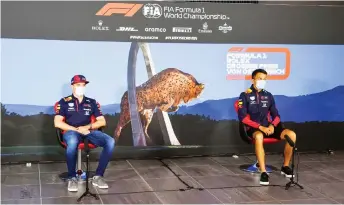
[67,177,78,192]
[92,176,109,189]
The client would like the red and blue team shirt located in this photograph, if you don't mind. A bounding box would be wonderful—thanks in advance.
[237,85,281,129]
[55,95,103,127]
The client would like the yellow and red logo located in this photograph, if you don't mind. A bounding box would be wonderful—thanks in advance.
[226,47,291,80]
[96,3,143,17]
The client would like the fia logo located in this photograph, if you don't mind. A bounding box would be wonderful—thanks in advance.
[142,4,162,18]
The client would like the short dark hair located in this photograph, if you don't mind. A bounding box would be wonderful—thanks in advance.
[251,69,267,79]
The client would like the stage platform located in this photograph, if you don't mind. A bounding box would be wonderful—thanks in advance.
[2,152,344,204]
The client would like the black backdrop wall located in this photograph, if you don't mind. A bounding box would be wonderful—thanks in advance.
[2,1,344,44]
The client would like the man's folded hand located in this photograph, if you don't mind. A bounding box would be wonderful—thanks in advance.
[267,124,275,135]
[76,126,91,135]
[77,125,90,131]
[259,126,270,135]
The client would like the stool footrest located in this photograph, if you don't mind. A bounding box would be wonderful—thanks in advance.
[239,162,278,173]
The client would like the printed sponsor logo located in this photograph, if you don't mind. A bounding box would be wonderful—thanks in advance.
[198,22,212,34]
[226,47,291,80]
[68,103,74,107]
[144,27,166,32]
[116,26,138,32]
[250,96,255,101]
[96,3,143,17]
[130,36,159,40]
[142,4,163,18]
[172,27,192,33]
[91,20,110,31]
[218,23,232,33]
[165,36,197,41]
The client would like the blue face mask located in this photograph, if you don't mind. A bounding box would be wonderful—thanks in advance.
[256,80,266,90]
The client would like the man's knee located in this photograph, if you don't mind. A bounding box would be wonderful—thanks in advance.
[105,135,115,149]
[63,130,80,148]
[92,131,115,149]
[253,131,264,143]
[282,129,296,141]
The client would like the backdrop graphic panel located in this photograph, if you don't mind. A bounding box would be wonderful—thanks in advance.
[1,39,344,153]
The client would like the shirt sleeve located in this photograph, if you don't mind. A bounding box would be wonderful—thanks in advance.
[92,100,103,118]
[269,94,281,126]
[237,92,261,129]
[55,99,66,117]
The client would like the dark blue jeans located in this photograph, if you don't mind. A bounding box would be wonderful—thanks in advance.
[63,130,115,178]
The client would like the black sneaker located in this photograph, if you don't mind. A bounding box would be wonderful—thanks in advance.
[260,172,269,185]
[281,166,294,178]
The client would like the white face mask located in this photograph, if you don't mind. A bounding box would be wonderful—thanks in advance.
[75,87,85,97]
[256,80,266,90]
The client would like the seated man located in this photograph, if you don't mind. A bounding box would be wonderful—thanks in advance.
[237,69,296,186]
[54,75,115,192]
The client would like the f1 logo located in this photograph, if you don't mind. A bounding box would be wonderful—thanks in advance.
[96,3,143,17]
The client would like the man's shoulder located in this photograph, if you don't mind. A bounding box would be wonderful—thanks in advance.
[240,88,254,96]
[62,95,73,102]
[58,95,72,105]
[84,96,97,104]
[261,89,273,96]
[245,88,253,94]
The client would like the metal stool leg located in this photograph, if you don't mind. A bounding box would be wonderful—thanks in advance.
[76,149,84,180]
[77,149,82,171]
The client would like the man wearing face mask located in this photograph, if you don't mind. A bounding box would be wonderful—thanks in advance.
[237,69,297,186]
[54,75,115,192]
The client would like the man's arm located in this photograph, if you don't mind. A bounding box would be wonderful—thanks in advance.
[54,115,78,131]
[238,92,261,129]
[54,101,77,131]
[269,94,281,127]
[89,101,106,129]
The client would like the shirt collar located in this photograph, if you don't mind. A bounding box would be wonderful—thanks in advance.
[71,94,86,104]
